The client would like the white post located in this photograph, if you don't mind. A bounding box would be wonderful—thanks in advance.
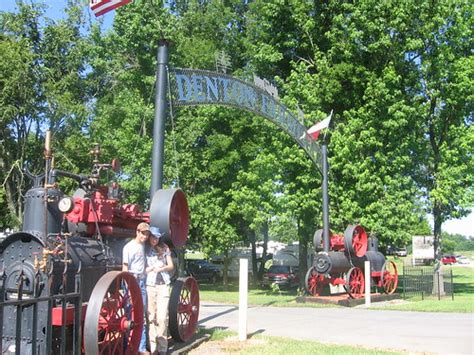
[364,260,371,307]
[238,258,248,341]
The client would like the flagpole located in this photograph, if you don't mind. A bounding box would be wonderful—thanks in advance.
[321,136,330,253]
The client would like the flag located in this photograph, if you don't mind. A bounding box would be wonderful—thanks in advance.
[90,0,132,17]
[301,111,333,140]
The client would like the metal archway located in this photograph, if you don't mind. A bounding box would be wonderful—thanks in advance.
[168,68,324,172]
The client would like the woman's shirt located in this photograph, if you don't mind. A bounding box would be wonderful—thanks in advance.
[146,244,171,286]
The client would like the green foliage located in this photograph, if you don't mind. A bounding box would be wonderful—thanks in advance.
[443,233,474,252]
[1,1,471,277]
[0,2,94,223]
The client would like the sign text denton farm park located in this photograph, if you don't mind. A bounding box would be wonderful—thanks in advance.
[169,68,322,169]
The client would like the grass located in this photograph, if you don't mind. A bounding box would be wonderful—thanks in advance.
[198,283,339,308]
[198,254,473,313]
[372,263,473,312]
[196,328,400,354]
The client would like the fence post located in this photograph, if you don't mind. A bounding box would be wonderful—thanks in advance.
[451,269,454,301]
[364,261,371,307]
[437,270,441,301]
[0,269,6,352]
[74,262,82,355]
[238,258,248,341]
[402,266,406,299]
[421,268,424,301]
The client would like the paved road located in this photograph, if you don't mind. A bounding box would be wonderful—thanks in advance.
[198,302,473,354]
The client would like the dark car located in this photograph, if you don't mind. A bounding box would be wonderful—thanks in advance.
[262,265,299,289]
[441,255,456,265]
[186,259,221,284]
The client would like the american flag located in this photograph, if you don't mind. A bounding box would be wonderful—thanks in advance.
[90,0,132,17]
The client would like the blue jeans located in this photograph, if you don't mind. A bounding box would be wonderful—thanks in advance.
[138,278,148,352]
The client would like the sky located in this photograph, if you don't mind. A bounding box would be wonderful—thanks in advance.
[2,2,473,238]
[0,0,115,28]
[441,212,473,237]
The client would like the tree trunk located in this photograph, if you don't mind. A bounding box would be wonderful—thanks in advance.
[223,249,230,291]
[258,221,269,280]
[249,229,258,285]
[298,218,309,289]
[432,203,443,265]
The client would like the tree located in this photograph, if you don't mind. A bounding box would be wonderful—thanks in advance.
[0,2,92,225]
[241,1,473,259]
[405,1,473,261]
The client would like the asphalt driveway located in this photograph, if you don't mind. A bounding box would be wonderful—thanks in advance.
[198,301,473,354]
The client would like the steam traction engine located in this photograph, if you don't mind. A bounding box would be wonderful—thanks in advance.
[305,225,398,298]
[0,139,199,354]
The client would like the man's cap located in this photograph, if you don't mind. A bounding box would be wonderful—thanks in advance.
[136,222,150,232]
[150,226,162,237]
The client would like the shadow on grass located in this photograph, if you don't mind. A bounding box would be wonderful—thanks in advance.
[453,281,474,294]
[197,326,265,342]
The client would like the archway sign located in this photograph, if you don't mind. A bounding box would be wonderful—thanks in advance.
[168,68,322,172]
[151,42,330,252]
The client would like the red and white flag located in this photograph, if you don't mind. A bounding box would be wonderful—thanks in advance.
[90,0,132,17]
[301,111,333,140]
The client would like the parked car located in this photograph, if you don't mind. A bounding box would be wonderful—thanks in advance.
[261,265,299,289]
[185,259,221,284]
[441,255,456,265]
[456,255,470,265]
[395,247,408,257]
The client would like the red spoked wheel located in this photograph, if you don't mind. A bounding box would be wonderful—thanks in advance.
[381,260,398,294]
[344,225,368,257]
[84,271,143,355]
[169,277,200,342]
[305,266,326,296]
[344,267,365,298]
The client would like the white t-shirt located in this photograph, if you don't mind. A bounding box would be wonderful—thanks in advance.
[122,239,146,275]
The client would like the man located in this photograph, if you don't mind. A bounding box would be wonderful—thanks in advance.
[123,222,150,355]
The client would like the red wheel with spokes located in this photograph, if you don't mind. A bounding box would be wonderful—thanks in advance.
[344,225,368,257]
[84,271,143,355]
[305,266,326,296]
[344,267,365,298]
[169,277,200,342]
[381,260,398,294]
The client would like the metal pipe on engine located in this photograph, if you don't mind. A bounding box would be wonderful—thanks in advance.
[321,142,330,253]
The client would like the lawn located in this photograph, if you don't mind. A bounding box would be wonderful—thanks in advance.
[191,328,401,355]
[198,282,336,308]
[198,254,473,313]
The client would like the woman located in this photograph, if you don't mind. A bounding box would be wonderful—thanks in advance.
[145,227,174,355]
